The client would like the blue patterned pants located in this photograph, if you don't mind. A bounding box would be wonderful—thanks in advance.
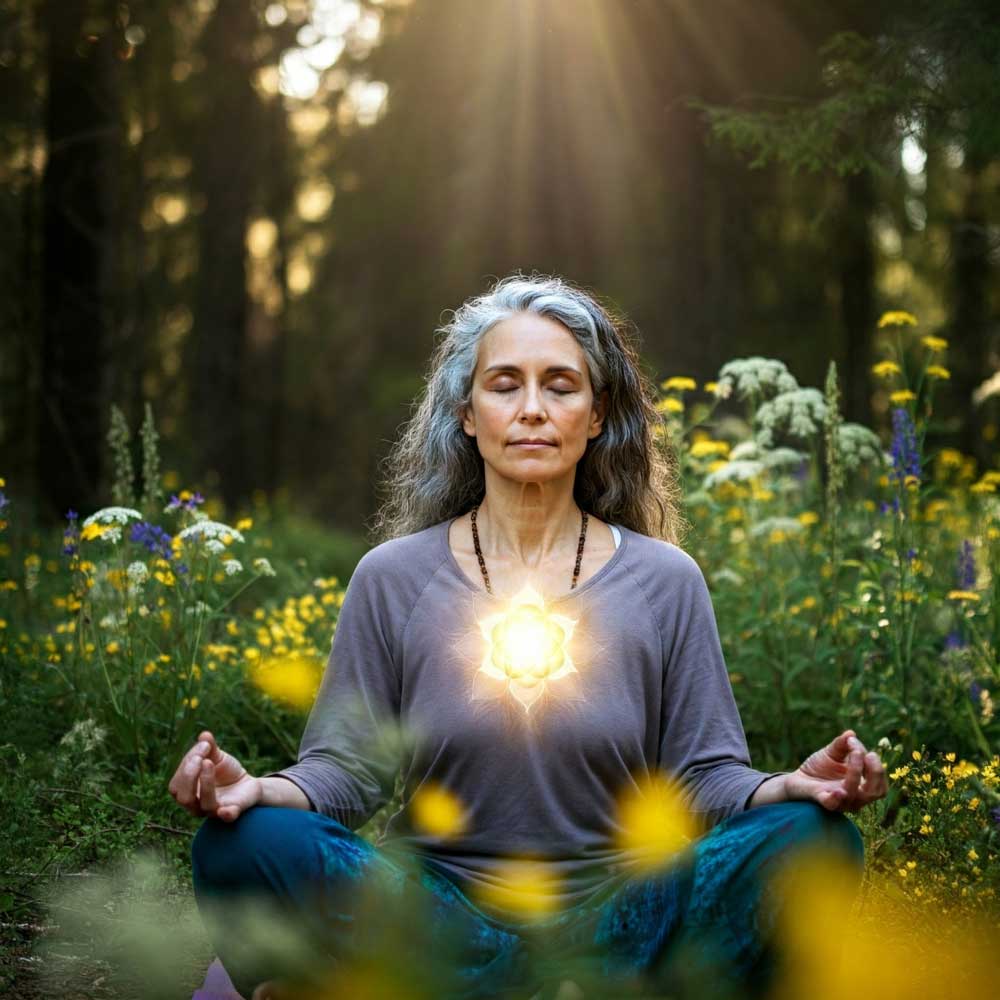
[192,801,864,999]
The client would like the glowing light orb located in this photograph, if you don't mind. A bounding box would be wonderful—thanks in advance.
[477,585,577,711]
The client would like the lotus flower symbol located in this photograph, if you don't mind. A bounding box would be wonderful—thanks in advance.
[478,585,578,711]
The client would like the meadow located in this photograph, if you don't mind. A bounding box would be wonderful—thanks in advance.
[1,311,998,998]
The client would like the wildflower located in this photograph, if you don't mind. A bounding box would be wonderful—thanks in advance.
[205,539,225,555]
[889,408,920,488]
[105,641,120,654]
[921,335,948,352]
[968,848,979,861]
[889,389,917,404]
[252,557,276,577]
[871,360,901,378]
[410,783,469,838]
[62,510,79,556]
[235,517,253,531]
[656,397,684,414]
[991,806,1000,830]
[716,357,799,402]
[126,561,149,585]
[754,388,827,449]
[177,520,245,544]
[947,590,980,602]
[689,439,730,458]
[129,521,174,560]
[223,559,242,576]
[797,511,820,526]
[956,540,977,591]
[165,490,205,513]
[877,310,918,328]
[83,506,143,527]
[660,376,697,392]
[926,365,950,379]
[703,381,720,395]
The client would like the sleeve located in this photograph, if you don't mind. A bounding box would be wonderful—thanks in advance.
[266,551,403,829]
[657,555,789,828]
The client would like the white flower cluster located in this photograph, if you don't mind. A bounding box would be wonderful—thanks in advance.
[205,539,225,554]
[223,559,243,576]
[754,388,828,448]
[728,441,808,470]
[178,520,245,544]
[185,601,213,616]
[750,516,804,538]
[59,718,107,755]
[836,423,885,472]
[83,506,143,526]
[711,567,745,587]
[127,561,149,585]
[99,610,129,629]
[253,557,276,577]
[704,459,765,489]
[716,358,799,401]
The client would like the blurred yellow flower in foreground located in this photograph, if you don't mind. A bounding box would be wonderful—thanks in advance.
[770,847,1000,1000]
[890,389,917,404]
[250,652,322,710]
[926,365,951,379]
[921,334,949,352]
[947,590,981,602]
[614,772,700,874]
[474,859,561,920]
[409,782,468,839]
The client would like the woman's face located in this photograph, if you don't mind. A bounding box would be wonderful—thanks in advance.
[461,312,608,486]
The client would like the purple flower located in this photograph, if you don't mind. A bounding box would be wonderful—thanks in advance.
[62,509,79,557]
[906,547,917,561]
[889,407,920,487]
[944,630,966,651]
[166,492,205,513]
[956,540,977,591]
[0,491,8,513]
[879,498,901,516]
[991,806,1000,831]
[970,681,983,703]
[130,521,174,560]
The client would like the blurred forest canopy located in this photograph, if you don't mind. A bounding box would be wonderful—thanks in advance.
[2,0,999,535]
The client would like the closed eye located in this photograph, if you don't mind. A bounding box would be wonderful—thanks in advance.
[492,387,575,395]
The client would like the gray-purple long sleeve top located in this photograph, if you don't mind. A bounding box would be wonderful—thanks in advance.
[271,516,785,915]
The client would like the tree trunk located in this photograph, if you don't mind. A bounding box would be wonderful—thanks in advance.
[39,0,120,518]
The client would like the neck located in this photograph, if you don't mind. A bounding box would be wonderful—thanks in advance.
[477,475,581,569]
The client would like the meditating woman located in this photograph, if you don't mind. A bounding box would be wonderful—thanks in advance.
[170,273,887,1000]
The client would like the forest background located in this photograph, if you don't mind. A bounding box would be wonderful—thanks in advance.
[3,0,1000,998]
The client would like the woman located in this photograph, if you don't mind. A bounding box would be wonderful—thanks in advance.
[172,273,887,1000]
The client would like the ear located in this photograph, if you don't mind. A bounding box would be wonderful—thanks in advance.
[589,389,609,439]
[460,401,476,438]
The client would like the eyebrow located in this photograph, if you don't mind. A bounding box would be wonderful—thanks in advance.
[483,364,582,376]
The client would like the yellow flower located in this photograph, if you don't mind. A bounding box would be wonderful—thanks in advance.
[182,696,199,710]
[968,848,979,861]
[926,365,950,379]
[921,335,948,352]
[889,766,910,780]
[877,310,918,328]
[660,376,697,392]
[871,360,902,378]
[689,439,730,458]
[80,522,111,541]
[936,448,964,468]
[970,481,996,494]
[947,590,980,602]
[656,397,684,414]
[250,652,322,710]
[797,511,820,526]
[703,381,719,394]
[144,661,157,675]
[153,569,176,586]
[944,752,956,762]
[912,750,922,761]
[613,772,701,874]
[105,641,120,655]
[889,389,917,404]
[235,517,253,531]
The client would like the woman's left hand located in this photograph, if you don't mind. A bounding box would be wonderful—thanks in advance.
[783,729,888,813]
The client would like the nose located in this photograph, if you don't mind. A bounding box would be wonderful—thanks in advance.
[518,380,547,420]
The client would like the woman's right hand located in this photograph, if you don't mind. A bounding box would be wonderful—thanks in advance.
[168,729,262,822]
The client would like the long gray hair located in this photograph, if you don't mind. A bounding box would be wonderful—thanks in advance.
[369,272,687,545]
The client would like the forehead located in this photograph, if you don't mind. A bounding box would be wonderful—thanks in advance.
[477,312,584,369]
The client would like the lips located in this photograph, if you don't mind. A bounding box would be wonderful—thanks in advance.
[511,439,555,446]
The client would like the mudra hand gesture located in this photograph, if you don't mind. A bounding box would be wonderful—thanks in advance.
[784,729,888,812]
[168,730,262,822]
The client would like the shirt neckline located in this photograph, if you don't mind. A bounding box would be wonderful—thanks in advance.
[440,514,630,605]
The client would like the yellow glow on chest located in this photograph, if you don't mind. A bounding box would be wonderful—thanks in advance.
[477,584,578,711]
